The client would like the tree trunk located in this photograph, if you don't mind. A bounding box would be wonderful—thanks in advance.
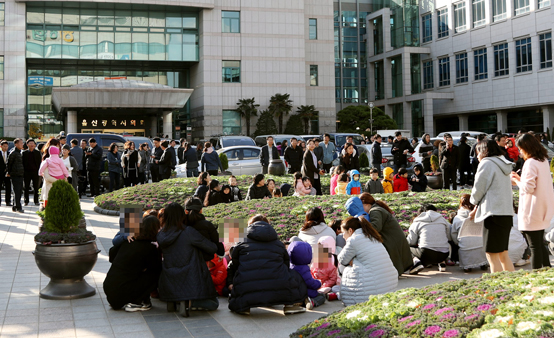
[304,118,309,134]
[278,115,283,134]
[246,118,250,136]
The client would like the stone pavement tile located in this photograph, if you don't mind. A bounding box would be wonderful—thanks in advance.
[142,313,179,323]
[0,333,38,338]
[71,305,106,314]
[115,332,154,338]
[111,323,150,334]
[38,320,75,331]
[74,317,111,329]
[76,334,114,338]
[4,308,38,317]
[182,318,220,329]
[0,323,39,334]
[37,328,76,338]
[74,326,114,337]
[71,298,104,307]
[2,315,38,325]
[151,328,191,338]
[216,323,260,337]
[6,303,40,310]
[147,321,187,332]
[39,312,74,322]
[72,311,107,321]
[108,315,146,325]
[186,324,229,338]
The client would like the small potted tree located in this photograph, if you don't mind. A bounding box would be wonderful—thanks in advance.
[33,180,100,300]
[425,155,443,189]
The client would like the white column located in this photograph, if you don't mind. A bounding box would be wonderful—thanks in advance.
[150,116,158,137]
[496,111,508,133]
[542,106,554,134]
[423,98,434,136]
[66,110,77,134]
[162,111,173,139]
[458,114,469,130]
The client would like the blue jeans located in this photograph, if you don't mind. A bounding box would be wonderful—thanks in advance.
[308,293,326,308]
[109,171,120,192]
[186,169,199,178]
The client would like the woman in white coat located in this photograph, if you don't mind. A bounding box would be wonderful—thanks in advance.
[338,216,397,306]
[298,207,336,246]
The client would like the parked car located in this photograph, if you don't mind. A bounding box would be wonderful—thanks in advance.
[209,136,256,150]
[364,143,416,175]
[326,133,365,151]
[254,135,305,147]
[67,133,126,159]
[412,137,477,164]
[437,131,483,138]
[301,135,321,141]
[125,136,153,151]
[216,145,263,176]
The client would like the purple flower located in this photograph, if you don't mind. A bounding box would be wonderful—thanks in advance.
[398,315,414,322]
[465,314,478,320]
[424,325,441,336]
[477,304,492,311]
[365,325,377,331]
[423,304,436,310]
[316,323,330,330]
[443,329,460,337]
[369,330,386,337]
[434,307,453,315]
[406,320,421,328]
[327,330,341,336]
[441,313,456,320]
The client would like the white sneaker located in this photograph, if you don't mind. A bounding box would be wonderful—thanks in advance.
[515,259,530,267]
[438,263,446,272]
[284,304,306,315]
[124,302,152,312]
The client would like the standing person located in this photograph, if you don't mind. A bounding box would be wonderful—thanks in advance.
[541,133,549,146]
[302,139,325,195]
[321,134,336,173]
[470,134,486,175]
[138,143,150,184]
[200,142,223,176]
[411,137,419,148]
[70,139,83,178]
[150,138,163,183]
[259,136,280,174]
[22,139,41,206]
[419,133,434,173]
[391,131,414,173]
[107,143,122,192]
[157,141,173,181]
[440,136,459,190]
[0,140,11,206]
[61,145,79,192]
[85,138,102,197]
[196,142,203,161]
[313,139,324,168]
[469,140,515,273]
[168,140,177,170]
[370,134,383,176]
[495,134,512,162]
[340,135,358,152]
[284,137,303,174]
[458,136,472,188]
[340,143,360,172]
[182,142,199,178]
[280,140,288,156]
[511,134,554,269]
[177,138,186,165]
[122,141,140,187]
[7,139,25,213]
[78,139,88,197]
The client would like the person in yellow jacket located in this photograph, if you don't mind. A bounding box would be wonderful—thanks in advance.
[382,167,394,193]
[335,173,349,195]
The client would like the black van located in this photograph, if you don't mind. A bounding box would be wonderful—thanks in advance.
[66,133,126,161]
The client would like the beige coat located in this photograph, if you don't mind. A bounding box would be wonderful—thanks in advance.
[516,158,554,231]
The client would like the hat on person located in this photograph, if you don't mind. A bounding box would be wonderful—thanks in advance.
[49,146,60,156]
[185,197,203,211]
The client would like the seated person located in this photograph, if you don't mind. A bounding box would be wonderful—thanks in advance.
[288,241,325,310]
[410,164,428,192]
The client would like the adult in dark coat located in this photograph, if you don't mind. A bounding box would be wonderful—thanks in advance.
[245,174,272,200]
[259,136,280,174]
[7,139,25,212]
[183,198,225,262]
[0,140,11,206]
[122,141,140,187]
[339,143,360,172]
[103,216,162,310]
[200,143,223,176]
[284,138,303,174]
[157,141,174,181]
[22,139,41,206]
[391,132,414,173]
[168,140,177,169]
[458,136,472,186]
[150,138,163,183]
[370,135,383,176]
[227,220,307,313]
[85,138,103,197]
[439,136,460,190]
[157,203,219,315]
[301,139,324,195]
[419,133,434,173]
[182,143,199,178]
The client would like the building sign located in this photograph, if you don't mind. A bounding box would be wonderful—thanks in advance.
[28,76,53,86]
[81,118,145,129]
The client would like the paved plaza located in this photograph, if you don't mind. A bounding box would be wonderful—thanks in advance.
[0,198,541,338]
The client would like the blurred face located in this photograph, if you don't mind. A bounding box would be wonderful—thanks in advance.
[303,180,311,188]
[267,137,274,147]
[325,136,330,143]
[446,138,453,147]
[425,135,430,143]
[258,178,266,186]
[347,145,353,154]
[497,137,507,147]
[375,137,382,143]
[130,142,135,150]
[15,141,23,150]
[229,177,237,186]
[81,141,87,149]
[223,187,230,194]
[113,145,118,153]
[1,144,7,152]
[341,225,354,240]
[90,141,97,148]
[27,141,36,151]
[307,141,315,151]
[213,184,221,191]
[507,140,513,148]
[62,148,70,157]
[267,180,275,191]
[154,140,160,148]
[353,174,360,181]
[371,172,379,180]
[414,168,420,175]
[396,135,402,141]
[206,173,212,183]
[347,137,353,144]
[291,139,297,147]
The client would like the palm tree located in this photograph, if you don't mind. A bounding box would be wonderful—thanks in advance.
[268,93,293,134]
[296,105,318,135]
[236,98,259,136]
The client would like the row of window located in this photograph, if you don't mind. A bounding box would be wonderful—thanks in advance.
[222,61,318,86]
[422,0,550,43]
[422,33,551,88]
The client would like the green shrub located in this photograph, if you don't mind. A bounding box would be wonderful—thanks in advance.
[219,153,229,171]
[284,113,304,135]
[359,152,369,168]
[430,155,439,172]
[43,180,83,233]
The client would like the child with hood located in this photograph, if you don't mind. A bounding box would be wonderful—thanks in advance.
[330,165,345,196]
[382,167,394,193]
[393,168,409,192]
[410,164,428,192]
[38,146,69,204]
[345,170,362,195]
[505,138,520,163]
[220,184,233,204]
[287,241,326,310]
[335,173,349,195]
[207,254,227,296]
[311,236,339,296]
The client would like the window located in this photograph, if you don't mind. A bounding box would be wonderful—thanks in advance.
[540,32,552,69]
[492,0,507,21]
[472,0,486,27]
[474,48,488,80]
[455,53,468,83]
[439,57,451,86]
[454,2,466,33]
[0,3,4,26]
[494,43,509,76]
[243,148,260,159]
[222,11,240,33]
[222,61,240,83]
[516,37,532,73]
[422,13,432,42]
[309,19,317,40]
[0,56,3,80]
[438,8,449,38]
[423,60,434,89]
[222,110,241,135]
[310,65,318,86]
[514,0,530,15]
[539,0,551,9]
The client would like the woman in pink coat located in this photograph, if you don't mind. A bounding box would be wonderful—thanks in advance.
[511,133,554,269]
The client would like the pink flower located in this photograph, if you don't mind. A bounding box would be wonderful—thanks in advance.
[477,304,492,311]
[327,330,341,336]
[316,323,330,330]
[465,314,478,320]
[278,224,285,228]
[406,320,421,328]
[398,315,414,322]
[441,313,456,320]
[365,325,378,331]
[434,307,453,315]
[424,325,441,336]
[443,329,460,337]
[423,304,436,310]
[369,330,386,337]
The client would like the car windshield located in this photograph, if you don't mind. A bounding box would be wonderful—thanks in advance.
[381,145,392,155]
[335,135,364,146]
[221,138,255,147]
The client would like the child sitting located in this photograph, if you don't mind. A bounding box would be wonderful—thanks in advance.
[220,184,233,204]
[346,170,362,195]
[330,165,345,196]
[364,168,384,194]
[287,241,325,310]
[273,188,282,198]
[294,175,316,196]
[393,168,409,192]
[382,167,394,193]
[335,173,349,195]
[329,219,346,252]
[228,175,242,201]
[410,164,428,192]
[311,236,339,299]
[204,179,222,206]
[207,254,227,296]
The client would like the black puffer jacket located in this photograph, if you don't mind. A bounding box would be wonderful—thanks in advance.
[245,184,272,200]
[157,226,218,302]
[227,221,307,313]
[7,148,24,177]
[86,145,103,171]
[187,218,225,261]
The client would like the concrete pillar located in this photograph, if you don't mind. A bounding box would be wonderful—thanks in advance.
[367,18,375,58]
[403,101,412,132]
[368,62,376,101]
[150,116,158,137]
[496,111,508,133]
[458,114,469,131]
[163,111,173,139]
[384,58,392,99]
[66,110,77,134]
[402,52,411,96]
[384,104,393,118]
[542,106,554,134]
[383,9,393,53]
[423,98,434,136]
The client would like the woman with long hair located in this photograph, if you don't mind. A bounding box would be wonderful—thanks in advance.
[298,207,336,245]
[419,133,433,173]
[122,141,140,187]
[106,143,122,192]
[61,144,79,191]
[338,216,398,306]
[339,143,360,172]
[245,173,272,200]
[41,138,60,161]
[511,133,554,269]
[330,165,345,196]
[193,172,211,202]
[200,142,223,176]
[138,143,150,184]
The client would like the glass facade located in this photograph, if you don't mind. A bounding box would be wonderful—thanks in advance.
[494,43,509,76]
[310,65,318,86]
[516,37,532,73]
[0,3,4,27]
[222,110,241,135]
[373,17,383,54]
[493,0,507,21]
[0,56,3,80]
[474,48,488,80]
[468,113,496,134]
[437,8,449,38]
[222,11,240,33]
[411,100,423,138]
[309,18,317,40]
[26,3,199,61]
[507,111,544,133]
[391,56,402,98]
[392,103,403,129]
[422,13,432,43]
[390,0,420,48]
[514,0,530,15]
[0,109,3,137]
[454,2,466,33]
[455,53,468,83]
[410,54,421,94]
[222,61,240,83]
[423,60,433,89]
[472,0,486,28]
[538,0,551,9]
[540,32,552,69]
[374,61,384,100]
[438,57,450,86]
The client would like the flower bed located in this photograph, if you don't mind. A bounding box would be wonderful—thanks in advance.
[291,268,554,338]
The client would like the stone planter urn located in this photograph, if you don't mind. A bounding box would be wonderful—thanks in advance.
[268,159,286,176]
[426,173,443,189]
[33,241,100,300]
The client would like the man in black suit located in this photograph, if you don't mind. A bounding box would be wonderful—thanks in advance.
[440,136,460,190]
[7,138,25,212]
[370,134,383,177]
[85,138,103,197]
[169,140,177,170]
[22,139,41,206]
[150,137,163,182]
[391,131,414,173]
[284,137,303,174]
[259,136,280,174]
[0,140,11,206]
[156,141,173,180]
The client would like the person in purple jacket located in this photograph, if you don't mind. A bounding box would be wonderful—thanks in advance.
[287,240,326,310]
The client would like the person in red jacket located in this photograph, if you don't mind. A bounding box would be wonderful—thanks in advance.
[393,168,409,192]
[207,254,227,296]
[506,138,520,163]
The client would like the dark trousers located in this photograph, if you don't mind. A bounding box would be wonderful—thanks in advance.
[24,172,39,204]
[442,167,457,190]
[393,163,406,174]
[78,169,88,196]
[322,162,333,173]
[410,247,449,266]
[186,169,199,178]
[88,170,100,196]
[11,176,23,210]
[262,166,268,175]
[307,293,326,307]
[124,171,138,187]
[0,175,11,205]
[449,241,460,262]
[109,172,120,192]
[150,164,160,183]
[459,165,472,186]
[313,177,322,196]
[422,158,431,174]
[208,170,218,176]
[288,166,301,174]
[522,230,552,269]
